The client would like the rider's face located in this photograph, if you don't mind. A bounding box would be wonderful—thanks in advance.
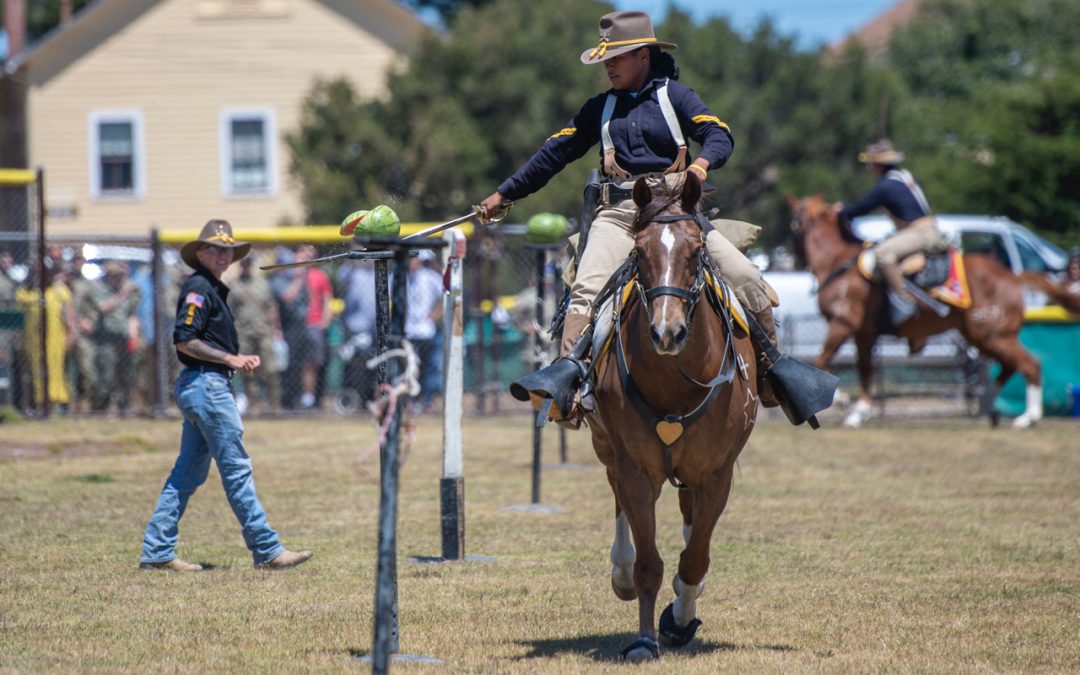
[605,48,650,91]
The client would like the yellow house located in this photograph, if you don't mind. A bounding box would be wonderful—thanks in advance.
[4,0,426,236]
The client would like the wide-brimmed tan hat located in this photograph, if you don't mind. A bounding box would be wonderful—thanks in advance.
[580,11,677,64]
[180,219,251,269]
[858,138,905,165]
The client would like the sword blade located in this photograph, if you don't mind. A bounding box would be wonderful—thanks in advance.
[904,280,951,317]
[401,211,478,241]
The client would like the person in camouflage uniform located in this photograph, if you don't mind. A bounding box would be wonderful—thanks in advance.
[67,254,97,412]
[88,260,141,413]
[227,253,282,414]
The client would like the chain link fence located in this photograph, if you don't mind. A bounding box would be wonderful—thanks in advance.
[0,169,41,413]
[0,211,989,420]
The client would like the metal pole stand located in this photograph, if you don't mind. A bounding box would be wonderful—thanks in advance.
[503,241,566,515]
[338,237,445,674]
[411,229,496,566]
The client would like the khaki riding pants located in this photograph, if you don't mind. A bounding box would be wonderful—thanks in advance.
[569,180,771,318]
[874,217,948,266]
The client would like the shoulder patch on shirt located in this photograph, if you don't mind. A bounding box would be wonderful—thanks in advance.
[185,292,205,308]
[547,127,576,141]
[692,114,730,132]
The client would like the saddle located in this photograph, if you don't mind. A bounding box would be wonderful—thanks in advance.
[856,246,972,333]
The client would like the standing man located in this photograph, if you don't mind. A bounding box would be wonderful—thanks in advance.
[88,261,140,414]
[404,250,444,413]
[139,220,311,572]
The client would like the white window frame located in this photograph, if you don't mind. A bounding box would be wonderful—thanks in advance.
[88,109,146,200]
[219,107,278,198]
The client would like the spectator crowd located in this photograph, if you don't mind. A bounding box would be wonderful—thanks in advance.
[0,244,446,417]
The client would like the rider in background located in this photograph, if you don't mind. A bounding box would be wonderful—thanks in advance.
[478,10,778,414]
[838,139,948,321]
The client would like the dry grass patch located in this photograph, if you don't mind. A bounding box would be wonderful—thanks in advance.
[1,414,1078,672]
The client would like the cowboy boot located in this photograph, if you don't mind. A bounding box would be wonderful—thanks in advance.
[879,255,917,326]
[561,312,591,357]
[555,312,594,429]
[751,306,780,408]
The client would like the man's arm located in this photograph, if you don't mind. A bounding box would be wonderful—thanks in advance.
[176,339,260,374]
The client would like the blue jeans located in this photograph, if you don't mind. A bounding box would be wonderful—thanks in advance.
[140,369,285,565]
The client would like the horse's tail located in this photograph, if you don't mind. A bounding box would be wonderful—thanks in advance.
[1018,271,1056,294]
[1019,271,1078,310]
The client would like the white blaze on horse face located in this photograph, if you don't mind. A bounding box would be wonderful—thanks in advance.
[611,511,636,596]
[658,225,677,325]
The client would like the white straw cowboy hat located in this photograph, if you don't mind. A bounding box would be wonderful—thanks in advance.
[580,10,677,64]
[858,138,906,165]
[180,219,251,269]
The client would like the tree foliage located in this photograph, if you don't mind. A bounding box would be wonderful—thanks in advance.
[287,0,1080,247]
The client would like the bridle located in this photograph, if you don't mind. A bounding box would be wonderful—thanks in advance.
[614,207,738,488]
[632,212,708,329]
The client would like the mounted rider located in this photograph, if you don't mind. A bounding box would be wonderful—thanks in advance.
[480,10,784,426]
[838,139,950,324]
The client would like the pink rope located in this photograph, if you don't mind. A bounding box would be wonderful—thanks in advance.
[354,383,415,482]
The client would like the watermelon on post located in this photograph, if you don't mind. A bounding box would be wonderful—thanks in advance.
[526,212,569,244]
[340,204,401,237]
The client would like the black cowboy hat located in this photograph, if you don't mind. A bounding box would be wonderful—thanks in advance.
[180,219,252,269]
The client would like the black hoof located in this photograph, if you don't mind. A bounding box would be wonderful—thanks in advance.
[620,635,659,662]
[658,603,702,648]
[990,410,1001,428]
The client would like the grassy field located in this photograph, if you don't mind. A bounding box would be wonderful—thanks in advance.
[1,411,1078,672]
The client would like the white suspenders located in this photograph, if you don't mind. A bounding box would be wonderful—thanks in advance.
[885,168,932,215]
[600,78,688,179]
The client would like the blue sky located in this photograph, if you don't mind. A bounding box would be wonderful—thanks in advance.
[612,0,900,49]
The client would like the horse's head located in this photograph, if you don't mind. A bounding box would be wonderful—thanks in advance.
[787,193,863,269]
[631,172,706,356]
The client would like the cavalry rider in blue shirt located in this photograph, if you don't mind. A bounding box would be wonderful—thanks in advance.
[479,10,778,418]
[838,139,948,319]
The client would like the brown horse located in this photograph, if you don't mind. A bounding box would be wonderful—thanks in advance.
[586,173,759,662]
[789,194,1042,428]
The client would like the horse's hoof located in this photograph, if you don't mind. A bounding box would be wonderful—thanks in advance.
[620,635,660,662]
[1011,415,1037,429]
[611,577,637,601]
[658,603,702,648]
[989,410,1000,428]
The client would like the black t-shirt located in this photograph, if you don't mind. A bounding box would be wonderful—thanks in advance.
[173,265,239,368]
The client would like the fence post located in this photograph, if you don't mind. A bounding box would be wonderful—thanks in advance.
[35,167,47,419]
[150,228,167,416]
[440,229,466,560]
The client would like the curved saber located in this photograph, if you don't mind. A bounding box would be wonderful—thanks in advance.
[257,203,513,272]
[402,202,514,241]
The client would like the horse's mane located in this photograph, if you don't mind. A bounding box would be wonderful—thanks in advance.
[634,179,695,233]
[837,216,865,244]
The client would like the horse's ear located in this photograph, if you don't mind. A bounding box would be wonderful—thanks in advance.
[632,177,652,209]
[785,193,799,209]
[681,170,702,211]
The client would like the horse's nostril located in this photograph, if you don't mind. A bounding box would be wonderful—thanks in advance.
[675,326,688,344]
[650,327,663,344]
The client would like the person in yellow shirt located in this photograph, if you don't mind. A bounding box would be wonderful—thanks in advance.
[16,267,75,411]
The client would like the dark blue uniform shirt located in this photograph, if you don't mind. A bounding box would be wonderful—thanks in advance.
[497,75,734,201]
[840,169,932,224]
[173,265,239,369]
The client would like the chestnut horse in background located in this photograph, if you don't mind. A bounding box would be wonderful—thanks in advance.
[586,173,758,662]
[788,195,1042,428]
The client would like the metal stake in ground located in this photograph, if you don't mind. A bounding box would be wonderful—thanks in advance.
[367,237,446,674]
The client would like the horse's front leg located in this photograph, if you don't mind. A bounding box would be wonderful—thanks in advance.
[843,332,877,428]
[612,464,664,662]
[660,462,735,649]
[610,506,637,601]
